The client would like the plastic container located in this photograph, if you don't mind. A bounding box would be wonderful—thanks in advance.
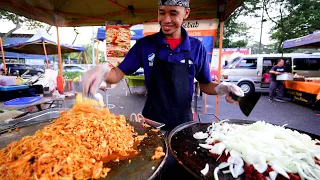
[0,85,30,101]
[4,96,42,106]
[0,76,16,86]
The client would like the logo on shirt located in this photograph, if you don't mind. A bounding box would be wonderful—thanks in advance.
[180,59,194,66]
[148,53,155,66]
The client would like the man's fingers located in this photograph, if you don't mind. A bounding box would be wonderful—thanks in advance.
[225,94,239,105]
[83,79,89,95]
[90,77,101,96]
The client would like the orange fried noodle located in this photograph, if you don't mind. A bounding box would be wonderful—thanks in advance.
[0,94,143,180]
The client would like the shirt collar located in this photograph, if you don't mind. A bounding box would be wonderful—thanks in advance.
[156,27,191,51]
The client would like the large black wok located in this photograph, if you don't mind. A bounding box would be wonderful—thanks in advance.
[168,120,320,180]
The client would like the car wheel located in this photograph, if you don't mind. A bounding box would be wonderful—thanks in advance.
[37,72,42,76]
[238,81,254,95]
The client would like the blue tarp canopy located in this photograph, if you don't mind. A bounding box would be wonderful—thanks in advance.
[3,29,85,55]
[130,25,144,40]
[1,34,52,60]
[283,31,320,49]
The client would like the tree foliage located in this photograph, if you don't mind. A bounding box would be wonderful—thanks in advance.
[266,0,320,52]
[215,0,261,48]
[216,0,319,52]
[0,10,52,40]
[0,10,47,30]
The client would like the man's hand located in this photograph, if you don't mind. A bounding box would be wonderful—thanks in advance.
[83,63,111,96]
[214,82,244,104]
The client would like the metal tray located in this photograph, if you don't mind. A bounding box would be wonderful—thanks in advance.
[168,120,320,180]
[0,108,168,180]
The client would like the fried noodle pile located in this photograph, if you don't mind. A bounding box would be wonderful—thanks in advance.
[0,94,144,180]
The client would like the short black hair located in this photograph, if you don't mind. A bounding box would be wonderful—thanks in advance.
[278,59,284,63]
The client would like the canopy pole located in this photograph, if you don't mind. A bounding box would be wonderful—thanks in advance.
[0,38,7,75]
[56,26,63,76]
[56,25,64,92]
[42,41,49,69]
[215,21,224,121]
[95,40,99,65]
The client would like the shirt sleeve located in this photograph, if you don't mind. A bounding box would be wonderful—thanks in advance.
[270,66,277,72]
[118,40,142,75]
[195,45,211,84]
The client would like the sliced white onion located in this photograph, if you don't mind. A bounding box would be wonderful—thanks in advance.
[199,144,214,150]
[233,164,244,177]
[200,163,209,176]
[213,167,220,180]
[209,143,226,155]
[227,155,244,167]
[252,156,268,173]
[194,121,320,180]
[218,162,230,169]
[222,170,231,174]
[269,171,278,180]
[193,132,209,140]
[269,160,289,179]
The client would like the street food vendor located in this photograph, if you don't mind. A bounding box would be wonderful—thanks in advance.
[269,59,287,102]
[83,0,244,131]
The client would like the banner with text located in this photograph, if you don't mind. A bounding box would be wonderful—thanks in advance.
[143,19,219,62]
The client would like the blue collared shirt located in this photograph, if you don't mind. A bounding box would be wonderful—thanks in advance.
[118,27,211,97]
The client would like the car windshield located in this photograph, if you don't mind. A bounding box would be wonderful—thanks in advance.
[224,57,241,69]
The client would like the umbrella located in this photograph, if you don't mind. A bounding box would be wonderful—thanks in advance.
[283,31,320,49]
[0,0,244,102]
[3,29,85,68]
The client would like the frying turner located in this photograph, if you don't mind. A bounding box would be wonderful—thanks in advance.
[230,92,262,116]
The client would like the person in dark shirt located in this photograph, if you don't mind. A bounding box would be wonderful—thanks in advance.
[269,59,286,102]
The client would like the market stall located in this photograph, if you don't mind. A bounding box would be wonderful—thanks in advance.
[2,29,85,69]
[0,0,248,179]
[283,31,320,109]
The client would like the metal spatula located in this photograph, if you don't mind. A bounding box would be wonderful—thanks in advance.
[230,92,262,117]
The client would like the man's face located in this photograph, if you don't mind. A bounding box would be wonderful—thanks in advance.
[158,5,190,36]
[278,59,285,67]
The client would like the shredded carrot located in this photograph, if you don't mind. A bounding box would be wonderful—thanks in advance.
[0,94,145,179]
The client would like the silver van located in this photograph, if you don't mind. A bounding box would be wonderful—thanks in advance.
[220,53,320,94]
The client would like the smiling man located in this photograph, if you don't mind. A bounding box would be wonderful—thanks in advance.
[83,0,244,131]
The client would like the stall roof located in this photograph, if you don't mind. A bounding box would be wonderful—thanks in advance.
[1,33,52,60]
[283,31,320,49]
[3,29,85,54]
[0,0,244,27]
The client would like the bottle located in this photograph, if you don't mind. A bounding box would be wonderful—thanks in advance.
[56,75,64,93]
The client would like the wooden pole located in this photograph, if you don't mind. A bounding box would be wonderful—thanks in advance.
[55,25,65,92]
[95,40,99,65]
[0,38,7,75]
[56,26,63,76]
[215,21,224,121]
[42,41,49,69]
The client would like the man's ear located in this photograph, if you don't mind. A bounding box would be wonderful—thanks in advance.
[184,8,190,19]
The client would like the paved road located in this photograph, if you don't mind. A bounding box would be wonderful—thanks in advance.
[90,80,320,135]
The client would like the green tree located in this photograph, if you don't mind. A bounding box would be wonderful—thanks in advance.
[0,10,51,39]
[266,0,320,52]
[215,0,261,48]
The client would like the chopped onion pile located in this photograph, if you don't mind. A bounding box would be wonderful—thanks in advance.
[194,121,320,180]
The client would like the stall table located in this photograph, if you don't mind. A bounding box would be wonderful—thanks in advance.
[284,81,320,109]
